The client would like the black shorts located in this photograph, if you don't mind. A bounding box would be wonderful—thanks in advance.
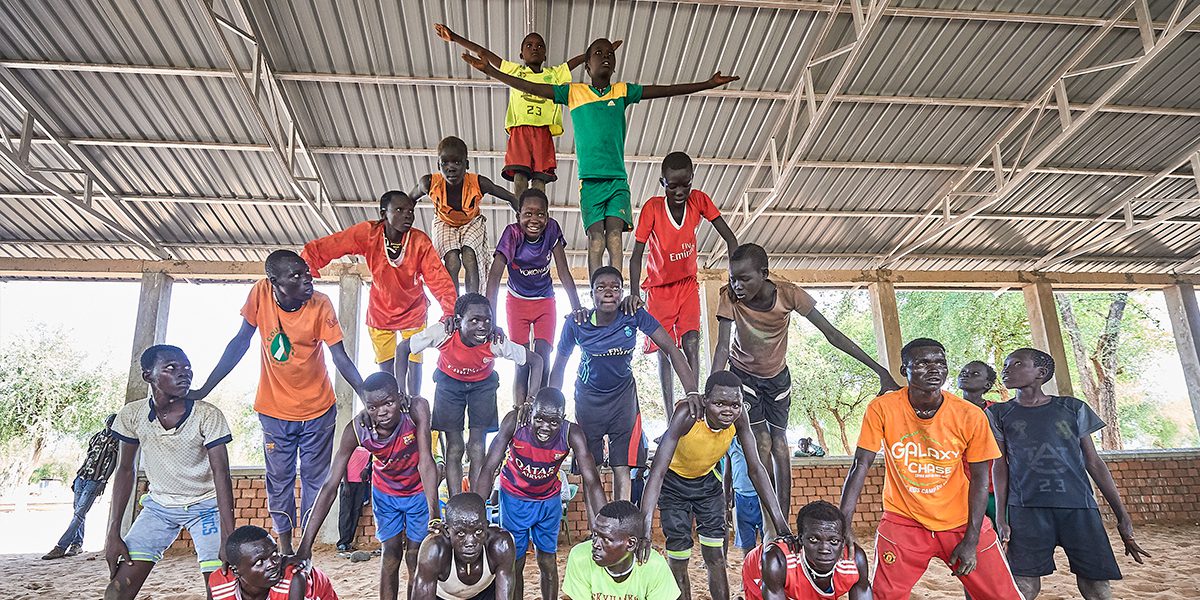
[431,370,500,432]
[1006,506,1122,581]
[574,382,646,468]
[731,365,792,429]
[659,470,726,557]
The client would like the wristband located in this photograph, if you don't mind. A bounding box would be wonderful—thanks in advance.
[429,517,444,527]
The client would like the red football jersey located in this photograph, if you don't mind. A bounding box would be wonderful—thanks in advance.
[742,542,860,600]
[210,564,339,600]
[633,190,721,288]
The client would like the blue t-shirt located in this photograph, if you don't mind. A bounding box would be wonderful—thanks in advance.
[726,438,755,496]
[494,219,564,299]
[986,396,1105,509]
[557,308,660,395]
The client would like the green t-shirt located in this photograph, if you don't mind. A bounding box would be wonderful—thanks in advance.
[561,541,680,600]
[552,82,644,180]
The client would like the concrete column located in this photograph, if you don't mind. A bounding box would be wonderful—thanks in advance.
[121,270,173,533]
[1022,282,1074,396]
[321,272,362,544]
[701,279,724,375]
[868,281,905,385]
[1164,283,1200,435]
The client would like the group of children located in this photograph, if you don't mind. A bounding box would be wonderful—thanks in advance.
[93,24,1148,600]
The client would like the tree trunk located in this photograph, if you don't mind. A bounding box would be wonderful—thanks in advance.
[832,412,851,455]
[806,411,829,453]
[1091,293,1128,450]
[1056,294,1100,404]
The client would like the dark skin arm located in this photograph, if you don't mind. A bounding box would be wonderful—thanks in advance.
[849,546,873,600]
[296,421,359,561]
[711,216,739,254]
[567,422,607,523]
[104,441,138,576]
[639,409,695,547]
[412,537,451,600]
[489,530,517,600]
[640,72,739,100]
[485,253,507,310]
[993,450,1011,549]
[472,412,520,501]
[735,412,790,536]
[479,175,519,212]
[710,318,733,374]
[329,341,364,397]
[188,319,255,399]
[410,174,432,201]
[552,242,588,323]
[839,448,876,536]
[548,337,573,390]
[761,545,788,600]
[648,325,702,416]
[523,350,545,399]
[289,570,308,600]
[411,396,442,521]
[947,460,991,576]
[1082,434,1150,563]
[461,52,556,98]
[433,24,502,67]
[208,444,236,567]
[805,308,900,395]
[627,241,647,303]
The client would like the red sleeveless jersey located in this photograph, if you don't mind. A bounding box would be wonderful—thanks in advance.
[742,542,860,600]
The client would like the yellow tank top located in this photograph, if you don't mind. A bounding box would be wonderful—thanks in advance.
[668,419,737,479]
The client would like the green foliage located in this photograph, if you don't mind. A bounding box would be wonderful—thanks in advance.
[1118,398,1180,449]
[896,290,1031,375]
[29,462,71,484]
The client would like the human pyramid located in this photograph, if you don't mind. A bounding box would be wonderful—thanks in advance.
[99,26,1150,600]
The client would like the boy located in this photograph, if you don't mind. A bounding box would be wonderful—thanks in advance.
[191,249,365,554]
[462,38,739,273]
[990,348,1150,600]
[301,190,457,395]
[473,388,607,600]
[724,437,763,559]
[626,151,738,416]
[410,293,543,496]
[412,136,518,295]
[336,446,371,555]
[640,370,792,600]
[957,360,998,525]
[297,373,440,600]
[412,493,516,600]
[550,266,699,501]
[209,525,338,600]
[485,188,587,403]
[434,26,620,196]
[713,243,898,516]
[561,500,680,600]
[741,501,871,600]
[104,345,235,600]
[43,413,119,560]
[840,338,1021,600]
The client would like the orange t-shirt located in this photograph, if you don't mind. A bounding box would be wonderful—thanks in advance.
[241,279,343,421]
[429,173,483,227]
[856,387,1001,531]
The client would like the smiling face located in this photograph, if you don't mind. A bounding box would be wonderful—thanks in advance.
[530,401,565,443]
[519,33,546,66]
[364,387,399,431]
[457,302,493,347]
[704,385,742,429]
[728,257,768,303]
[1001,350,1043,389]
[661,166,694,207]
[232,537,283,590]
[799,518,846,574]
[382,194,416,237]
[903,345,948,392]
[956,361,992,394]
[584,39,615,80]
[589,515,635,568]
[590,272,624,315]
[268,256,314,305]
[438,146,468,187]
[518,194,550,240]
[142,349,193,398]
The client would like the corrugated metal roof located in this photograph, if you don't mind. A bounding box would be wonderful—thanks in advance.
[1,0,1199,276]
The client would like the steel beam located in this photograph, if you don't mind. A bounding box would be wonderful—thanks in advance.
[877,1,1200,268]
[192,0,341,234]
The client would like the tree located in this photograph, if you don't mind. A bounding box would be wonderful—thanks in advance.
[0,324,122,489]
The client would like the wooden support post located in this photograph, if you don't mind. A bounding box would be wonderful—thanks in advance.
[121,270,173,533]
[1164,283,1200,436]
[1022,282,1074,396]
[321,272,362,544]
[701,279,724,376]
[868,281,904,385]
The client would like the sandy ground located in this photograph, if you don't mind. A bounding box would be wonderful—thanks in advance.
[1,521,1192,600]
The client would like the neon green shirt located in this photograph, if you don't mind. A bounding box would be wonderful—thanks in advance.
[552,82,644,180]
[500,60,572,135]
[562,541,680,600]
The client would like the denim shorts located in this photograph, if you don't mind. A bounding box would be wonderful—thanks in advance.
[125,495,222,572]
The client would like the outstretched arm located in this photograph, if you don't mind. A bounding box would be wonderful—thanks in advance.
[329,341,364,398]
[710,216,739,254]
[411,396,442,520]
[641,72,739,100]
[461,52,556,99]
[188,319,256,399]
[480,175,519,212]
[711,319,732,373]
[485,253,507,309]
[434,23,502,68]
[804,308,900,394]
[473,412,519,501]
[568,423,607,522]
[736,413,790,537]
[552,242,588,321]
[296,422,359,560]
[1083,435,1150,563]
[839,448,877,529]
[639,409,693,540]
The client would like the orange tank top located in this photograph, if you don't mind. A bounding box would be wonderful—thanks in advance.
[429,172,483,227]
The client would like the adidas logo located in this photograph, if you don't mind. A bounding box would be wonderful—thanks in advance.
[607,100,616,106]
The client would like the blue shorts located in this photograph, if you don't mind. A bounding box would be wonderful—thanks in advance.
[733,491,763,550]
[498,489,561,555]
[372,486,429,543]
[125,495,222,573]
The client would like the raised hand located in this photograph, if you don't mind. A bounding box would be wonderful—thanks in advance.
[462,51,491,74]
[708,71,740,86]
[433,23,454,42]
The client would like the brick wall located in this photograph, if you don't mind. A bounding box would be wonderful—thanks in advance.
[144,449,1200,552]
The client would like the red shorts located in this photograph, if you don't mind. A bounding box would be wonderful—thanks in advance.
[503,125,558,182]
[643,277,701,353]
[873,512,1022,600]
[505,293,556,346]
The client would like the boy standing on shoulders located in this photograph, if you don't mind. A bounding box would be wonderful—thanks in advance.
[473,388,607,600]
[741,501,871,600]
[626,151,738,417]
[562,500,681,600]
[713,243,898,516]
[640,370,791,600]
[990,348,1149,600]
[191,249,365,554]
[840,338,1021,600]
[463,38,738,273]
[413,136,518,295]
[301,190,457,396]
[297,373,441,600]
[209,525,339,600]
[105,345,235,600]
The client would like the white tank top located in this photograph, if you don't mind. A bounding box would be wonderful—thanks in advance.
[436,552,495,599]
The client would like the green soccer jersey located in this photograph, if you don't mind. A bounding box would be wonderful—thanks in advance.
[561,542,680,600]
[553,82,644,180]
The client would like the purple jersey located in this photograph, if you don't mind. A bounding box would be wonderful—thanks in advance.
[353,412,422,497]
[495,219,564,299]
[500,422,571,500]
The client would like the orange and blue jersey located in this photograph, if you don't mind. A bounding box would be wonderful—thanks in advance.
[354,413,422,497]
[500,423,571,501]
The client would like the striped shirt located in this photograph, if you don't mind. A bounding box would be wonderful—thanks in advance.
[500,423,571,500]
[354,412,422,497]
[742,543,859,600]
[210,563,338,600]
